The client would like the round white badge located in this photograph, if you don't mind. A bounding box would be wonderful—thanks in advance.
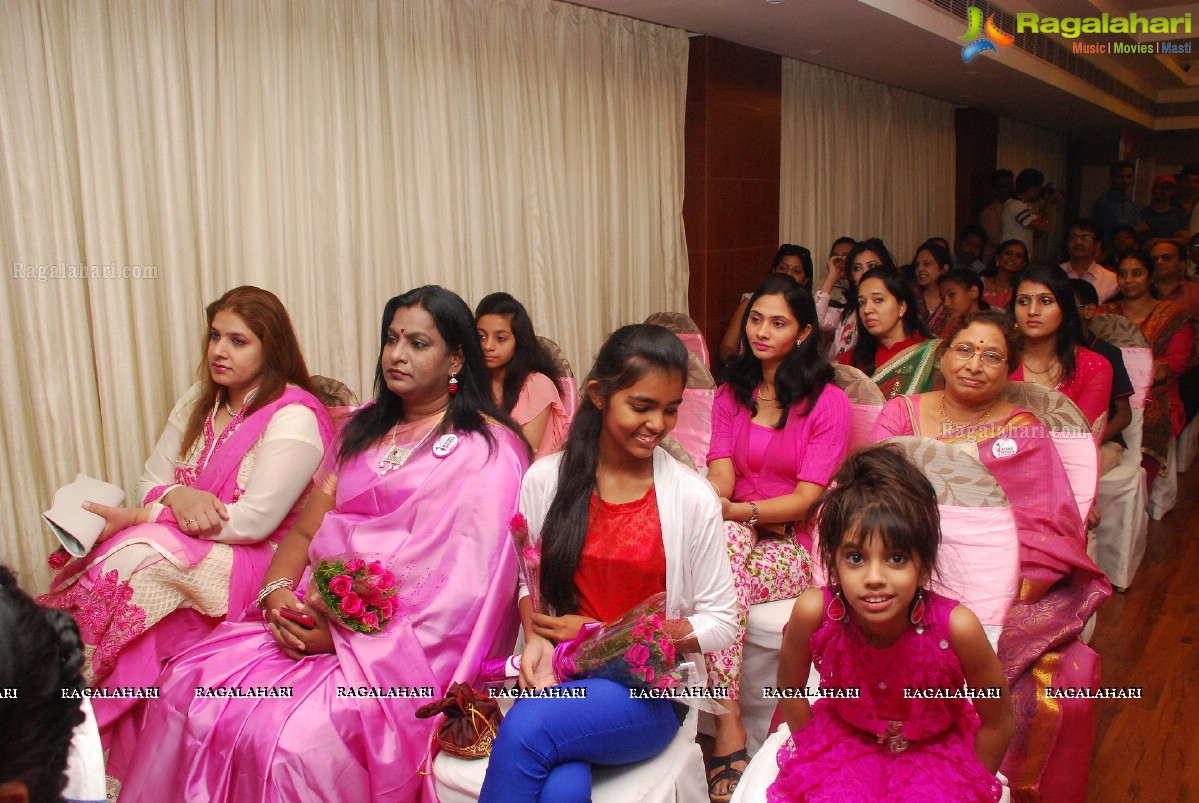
[992,438,1017,459]
[432,433,458,458]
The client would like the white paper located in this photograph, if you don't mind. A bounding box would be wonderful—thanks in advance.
[42,474,126,557]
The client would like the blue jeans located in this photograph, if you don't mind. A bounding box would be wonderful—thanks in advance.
[478,678,683,803]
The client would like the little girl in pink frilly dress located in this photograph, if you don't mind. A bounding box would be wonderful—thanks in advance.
[768,444,1014,803]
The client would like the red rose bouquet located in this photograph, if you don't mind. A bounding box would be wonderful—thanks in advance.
[312,556,398,634]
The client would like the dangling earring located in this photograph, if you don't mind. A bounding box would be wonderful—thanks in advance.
[448,374,458,395]
[826,587,849,623]
[910,589,926,634]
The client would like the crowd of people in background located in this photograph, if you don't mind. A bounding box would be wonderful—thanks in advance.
[5,158,1197,803]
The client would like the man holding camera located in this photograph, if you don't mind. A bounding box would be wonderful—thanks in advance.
[1001,168,1061,256]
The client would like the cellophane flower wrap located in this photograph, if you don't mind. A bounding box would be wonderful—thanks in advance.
[312,555,398,634]
[552,592,686,692]
[510,513,541,614]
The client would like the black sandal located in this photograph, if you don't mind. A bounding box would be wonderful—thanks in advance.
[707,747,748,803]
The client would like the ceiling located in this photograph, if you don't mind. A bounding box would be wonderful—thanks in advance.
[569,0,1199,134]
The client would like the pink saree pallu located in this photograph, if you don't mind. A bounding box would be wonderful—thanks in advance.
[111,424,526,803]
[38,388,332,739]
[948,412,1111,803]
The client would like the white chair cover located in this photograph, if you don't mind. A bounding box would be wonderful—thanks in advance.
[1177,414,1199,473]
[1093,346,1152,589]
[1148,439,1178,520]
[62,698,106,803]
[433,703,707,803]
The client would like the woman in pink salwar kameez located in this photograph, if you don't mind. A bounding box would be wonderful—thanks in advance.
[872,310,1111,803]
[38,287,333,758]
[111,286,528,803]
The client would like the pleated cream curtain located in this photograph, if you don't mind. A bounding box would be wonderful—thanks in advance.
[779,58,956,281]
[0,0,689,590]
[996,117,1069,265]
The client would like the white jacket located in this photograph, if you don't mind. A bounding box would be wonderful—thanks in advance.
[518,447,737,655]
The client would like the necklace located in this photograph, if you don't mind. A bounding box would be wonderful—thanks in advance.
[757,384,777,402]
[377,411,446,474]
[939,396,996,432]
[1022,359,1060,380]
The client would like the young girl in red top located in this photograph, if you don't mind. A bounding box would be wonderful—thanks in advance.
[479,324,736,802]
[769,444,1013,802]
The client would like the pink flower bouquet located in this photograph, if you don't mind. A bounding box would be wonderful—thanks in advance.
[552,592,686,692]
[312,556,398,634]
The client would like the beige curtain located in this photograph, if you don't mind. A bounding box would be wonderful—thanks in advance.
[780,58,956,282]
[0,0,689,591]
[997,117,1069,264]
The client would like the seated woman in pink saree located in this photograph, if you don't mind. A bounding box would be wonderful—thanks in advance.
[37,287,333,744]
[871,310,1112,803]
[110,286,528,803]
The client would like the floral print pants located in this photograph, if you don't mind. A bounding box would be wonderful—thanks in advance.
[705,521,813,698]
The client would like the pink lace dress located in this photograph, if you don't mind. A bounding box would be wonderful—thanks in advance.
[768,589,1002,803]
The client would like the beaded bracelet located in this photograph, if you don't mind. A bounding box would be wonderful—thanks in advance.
[746,500,760,528]
[256,578,294,610]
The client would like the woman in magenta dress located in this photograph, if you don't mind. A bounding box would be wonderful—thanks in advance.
[38,287,333,748]
[872,310,1111,803]
[110,286,529,803]
[475,291,569,459]
[706,273,851,800]
[1009,265,1113,430]
[910,240,952,335]
[769,445,1012,802]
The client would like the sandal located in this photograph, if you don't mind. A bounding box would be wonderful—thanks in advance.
[707,747,748,803]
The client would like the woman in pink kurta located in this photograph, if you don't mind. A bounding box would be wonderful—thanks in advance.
[704,274,851,800]
[110,287,529,803]
[476,292,569,459]
[38,287,333,757]
[872,310,1111,803]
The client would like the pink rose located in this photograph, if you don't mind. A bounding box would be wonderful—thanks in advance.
[366,560,385,578]
[510,513,528,531]
[630,665,655,683]
[378,598,396,620]
[361,610,380,630]
[48,550,70,571]
[364,586,382,606]
[656,673,680,691]
[339,592,364,617]
[344,559,365,573]
[650,613,664,632]
[625,643,651,667]
[657,638,676,665]
[371,572,396,592]
[329,574,354,597]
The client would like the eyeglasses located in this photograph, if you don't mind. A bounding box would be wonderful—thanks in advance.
[1068,233,1096,242]
[948,342,1006,368]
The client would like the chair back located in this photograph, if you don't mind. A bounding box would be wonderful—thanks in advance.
[659,435,697,470]
[674,353,716,468]
[832,364,886,450]
[998,381,1098,521]
[886,437,1019,627]
[538,336,577,429]
[311,375,359,408]
[645,311,710,368]
[1090,313,1149,350]
[811,437,1019,627]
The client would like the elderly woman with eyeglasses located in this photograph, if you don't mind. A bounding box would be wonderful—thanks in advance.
[871,309,1110,803]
